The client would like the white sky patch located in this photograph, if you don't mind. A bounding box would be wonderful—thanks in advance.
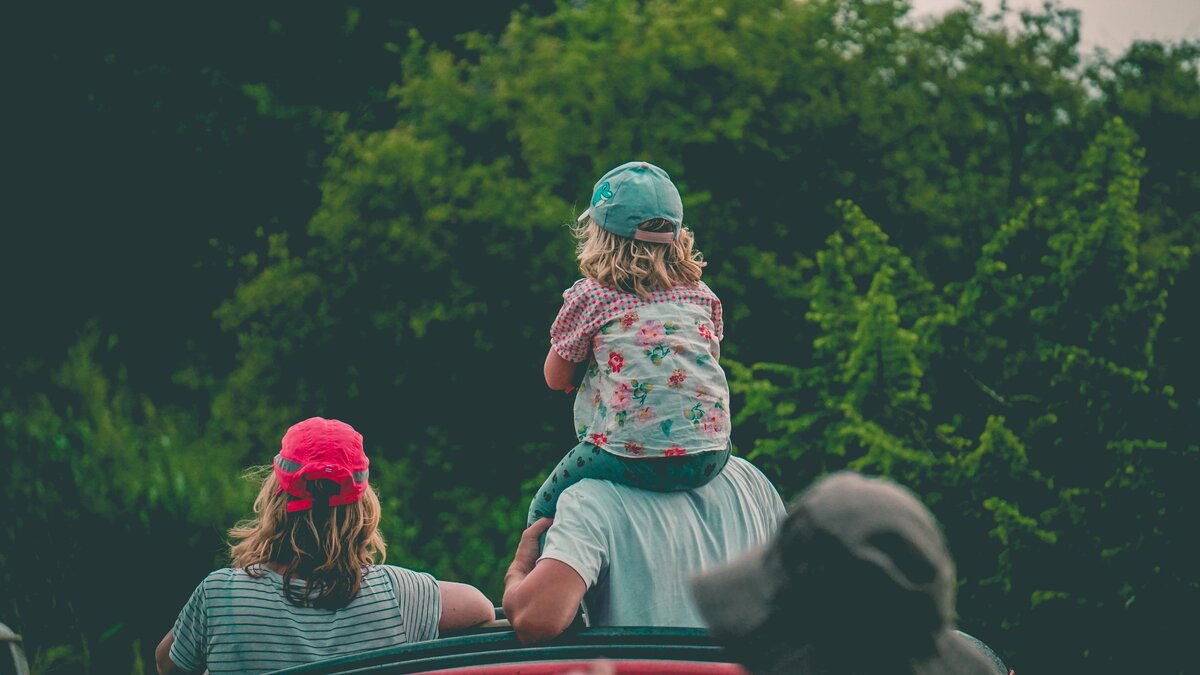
[907,0,1200,55]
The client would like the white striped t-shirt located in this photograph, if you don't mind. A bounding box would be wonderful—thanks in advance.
[169,564,441,674]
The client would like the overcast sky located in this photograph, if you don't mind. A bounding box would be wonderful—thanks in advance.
[908,0,1200,54]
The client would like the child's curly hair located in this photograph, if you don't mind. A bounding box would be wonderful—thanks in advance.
[575,218,706,298]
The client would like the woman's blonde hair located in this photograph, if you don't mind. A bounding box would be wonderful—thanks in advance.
[575,218,706,298]
[229,468,386,610]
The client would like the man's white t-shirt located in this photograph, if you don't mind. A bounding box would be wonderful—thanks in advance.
[539,455,786,627]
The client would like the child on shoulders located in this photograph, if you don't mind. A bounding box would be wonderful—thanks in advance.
[530,160,732,525]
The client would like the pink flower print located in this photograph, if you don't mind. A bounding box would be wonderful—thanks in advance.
[637,320,667,347]
[591,391,602,407]
[608,351,625,374]
[623,441,645,456]
[668,369,687,388]
[590,432,609,446]
[663,446,687,457]
[701,408,727,438]
[620,311,639,329]
[610,383,633,412]
[698,323,714,341]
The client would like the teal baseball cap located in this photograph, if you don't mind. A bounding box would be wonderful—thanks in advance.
[577,161,683,243]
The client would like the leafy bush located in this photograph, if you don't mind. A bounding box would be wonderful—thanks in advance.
[2,1,1196,672]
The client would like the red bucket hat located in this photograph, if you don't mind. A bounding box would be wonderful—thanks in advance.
[273,417,370,513]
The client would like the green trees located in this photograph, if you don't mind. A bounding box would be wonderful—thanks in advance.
[2,1,1197,672]
[734,118,1196,671]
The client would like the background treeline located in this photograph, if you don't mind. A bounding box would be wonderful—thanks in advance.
[2,1,1196,673]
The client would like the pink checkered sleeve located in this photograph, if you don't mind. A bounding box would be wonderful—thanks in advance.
[549,279,602,363]
[710,295,724,341]
[697,282,724,341]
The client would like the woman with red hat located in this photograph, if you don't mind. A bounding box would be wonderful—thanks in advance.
[155,417,494,674]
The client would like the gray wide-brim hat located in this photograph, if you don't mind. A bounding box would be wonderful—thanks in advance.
[690,472,996,675]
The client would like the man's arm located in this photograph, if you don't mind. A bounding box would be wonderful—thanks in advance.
[502,518,588,644]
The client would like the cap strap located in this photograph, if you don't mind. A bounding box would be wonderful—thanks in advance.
[633,230,677,244]
[286,498,315,513]
[275,454,303,472]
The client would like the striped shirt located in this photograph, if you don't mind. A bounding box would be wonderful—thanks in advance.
[169,564,440,674]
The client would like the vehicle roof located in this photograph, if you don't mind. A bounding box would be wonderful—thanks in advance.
[270,627,744,674]
[420,661,745,674]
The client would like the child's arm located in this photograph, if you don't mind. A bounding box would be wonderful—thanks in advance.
[548,279,600,393]
[544,348,578,392]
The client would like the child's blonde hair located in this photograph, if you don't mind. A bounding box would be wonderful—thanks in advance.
[575,217,706,298]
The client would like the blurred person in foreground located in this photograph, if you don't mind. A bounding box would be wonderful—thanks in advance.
[503,455,786,644]
[689,471,1003,675]
[155,417,494,674]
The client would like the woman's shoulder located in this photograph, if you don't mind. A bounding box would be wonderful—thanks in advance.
[183,567,280,603]
[198,566,276,589]
[370,564,438,589]
[203,566,249,582]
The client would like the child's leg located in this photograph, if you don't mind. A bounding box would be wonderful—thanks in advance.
[526,444,733,526]
[527,442,631,525]
[614,445,732,492]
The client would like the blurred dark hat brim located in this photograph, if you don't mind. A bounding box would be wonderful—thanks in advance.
[690,546,998,675]
[910,628,1001,675]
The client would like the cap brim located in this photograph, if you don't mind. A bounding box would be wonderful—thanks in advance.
[689,544,778,642]
[911,628,1000,675]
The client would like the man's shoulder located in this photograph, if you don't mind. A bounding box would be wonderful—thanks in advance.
[557,475,627,504]
[716,456,776,491]
[705,456,784,513]
[720,455,767,481]
[559,456,779,506]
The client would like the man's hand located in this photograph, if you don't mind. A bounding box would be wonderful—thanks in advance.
[503,518,587,644]
[507,518,554,580]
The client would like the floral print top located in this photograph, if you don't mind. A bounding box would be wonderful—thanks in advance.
[550,277,730,459]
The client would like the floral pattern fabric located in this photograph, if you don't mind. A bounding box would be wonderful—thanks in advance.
[550,278,731,459]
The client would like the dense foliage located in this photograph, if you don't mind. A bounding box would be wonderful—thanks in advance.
[3,1,1197,673]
